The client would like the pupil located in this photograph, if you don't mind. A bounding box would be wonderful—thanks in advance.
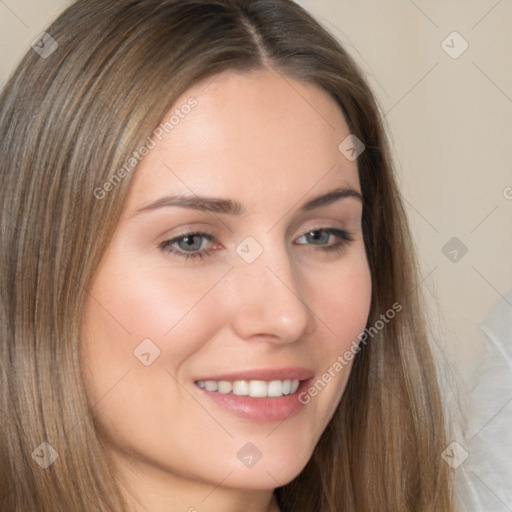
[181,235,201,250]
[309,230,328,244]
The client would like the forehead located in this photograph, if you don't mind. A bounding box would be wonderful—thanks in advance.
[123,68,360,213]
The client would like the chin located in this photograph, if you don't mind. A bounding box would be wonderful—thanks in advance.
[218,449,313,490]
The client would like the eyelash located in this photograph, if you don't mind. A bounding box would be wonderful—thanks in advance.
[158,227,355,261]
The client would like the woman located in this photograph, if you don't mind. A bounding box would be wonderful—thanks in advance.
[0,0,455,510]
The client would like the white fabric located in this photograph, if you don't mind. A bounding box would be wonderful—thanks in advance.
[455,290,512,511]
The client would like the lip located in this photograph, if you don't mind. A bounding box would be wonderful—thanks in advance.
[193,367,314,423]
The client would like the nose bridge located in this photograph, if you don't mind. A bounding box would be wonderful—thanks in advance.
[229,236,314,343]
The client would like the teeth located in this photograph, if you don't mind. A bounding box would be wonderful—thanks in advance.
[217,381,232,393]
[196,379,301,397]
[233,380,249,395]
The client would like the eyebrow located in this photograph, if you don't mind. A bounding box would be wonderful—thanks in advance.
[132,186,363,217]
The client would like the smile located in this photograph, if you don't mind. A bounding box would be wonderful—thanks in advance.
[195,379,301,398]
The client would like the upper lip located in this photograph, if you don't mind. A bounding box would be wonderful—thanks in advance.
[194,367,314,382]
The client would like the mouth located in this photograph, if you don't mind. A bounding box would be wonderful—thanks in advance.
[192,368,314,422]
[195,378,301,398]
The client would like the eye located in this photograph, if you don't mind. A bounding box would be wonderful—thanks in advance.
[295,227,354,253]
[159,232,215,260]
[158,227,355,261]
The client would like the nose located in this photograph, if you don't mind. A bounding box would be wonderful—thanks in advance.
[228,241,316,345]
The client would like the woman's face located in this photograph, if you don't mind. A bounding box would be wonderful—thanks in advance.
[80,69,372,509]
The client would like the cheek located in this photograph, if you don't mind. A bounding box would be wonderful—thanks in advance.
[77,258,231,461]
[80,255,226,359]
[299,249,372,414]
[315,250,372,348]
[78,251,236,427]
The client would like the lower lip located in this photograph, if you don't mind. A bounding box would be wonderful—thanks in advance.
[194,378,313,422]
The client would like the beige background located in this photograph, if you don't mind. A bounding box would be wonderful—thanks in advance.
[1,1,511,390]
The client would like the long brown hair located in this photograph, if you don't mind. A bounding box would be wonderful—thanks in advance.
[0,0,455,510]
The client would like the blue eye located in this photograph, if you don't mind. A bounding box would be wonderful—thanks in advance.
[159,227,354,261]
[295,228,354,252]
[159,232,214,260]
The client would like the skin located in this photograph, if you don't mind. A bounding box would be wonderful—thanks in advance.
[79,68,372,512]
